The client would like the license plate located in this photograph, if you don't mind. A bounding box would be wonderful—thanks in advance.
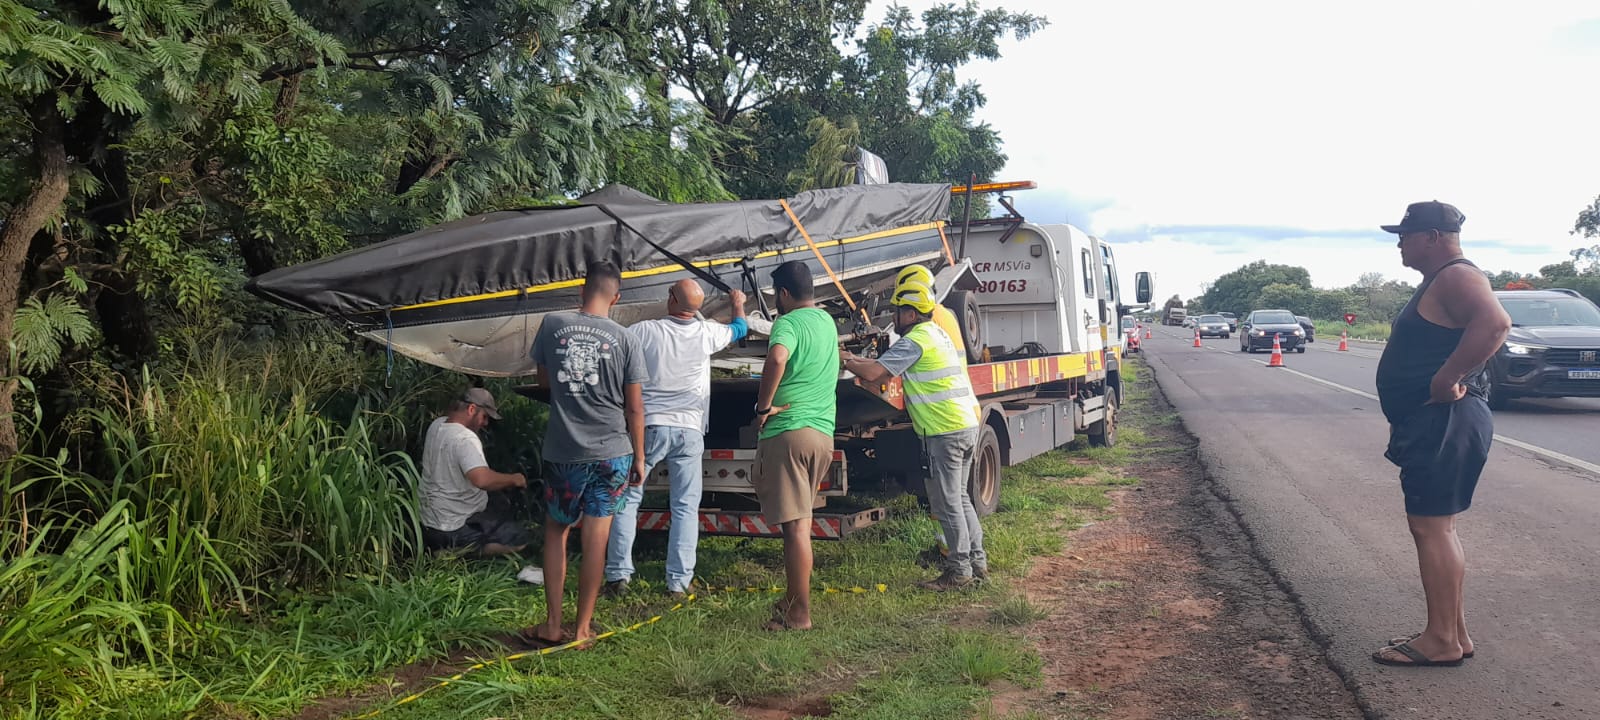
[1568,370,1600,380]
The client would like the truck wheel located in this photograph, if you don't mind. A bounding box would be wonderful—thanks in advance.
[1088,391,1118,447]
[944,290,984,364]
[968,424,1001,517]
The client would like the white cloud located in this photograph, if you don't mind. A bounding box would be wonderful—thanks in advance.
[872,0,1600,298]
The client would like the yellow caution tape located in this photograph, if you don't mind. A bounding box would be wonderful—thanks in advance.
[350,582,889,718]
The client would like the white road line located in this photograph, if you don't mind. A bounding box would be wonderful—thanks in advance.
[1490,436,1600,476]
[1165,338,1600,477]
[1262,362,1381,402]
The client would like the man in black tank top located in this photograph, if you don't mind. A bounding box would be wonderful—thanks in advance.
[1371,201,1511,668]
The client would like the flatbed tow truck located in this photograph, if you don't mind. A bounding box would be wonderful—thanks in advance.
[615,181,1154,540]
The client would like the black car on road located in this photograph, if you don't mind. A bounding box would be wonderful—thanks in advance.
[1218,311,1239,332]
[1484,289,1600,409]
[1240,309,1306,353]
[1195,314,1231,338]
[1296,315,1316,343]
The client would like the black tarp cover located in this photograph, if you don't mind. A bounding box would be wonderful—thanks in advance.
[245,182,952,317]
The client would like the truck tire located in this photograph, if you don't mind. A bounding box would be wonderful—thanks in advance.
[1087,391,1118,447]
[969,424,1001,517]
[944,290,984,364]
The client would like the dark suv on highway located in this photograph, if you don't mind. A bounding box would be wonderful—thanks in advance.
[1484,289,1600,409]
[1240,309,1306,353]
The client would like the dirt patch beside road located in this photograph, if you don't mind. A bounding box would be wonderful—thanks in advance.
[1012,374,1366,719]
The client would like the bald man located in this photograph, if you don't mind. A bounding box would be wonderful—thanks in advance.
[604,280,749,599]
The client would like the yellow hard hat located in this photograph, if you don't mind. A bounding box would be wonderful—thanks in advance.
[896,264,934,289]
[891,277,936,314]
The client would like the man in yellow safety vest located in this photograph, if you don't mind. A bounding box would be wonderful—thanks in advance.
[894,265,979,569]
[896,264,966,363]
[841,276,987,590]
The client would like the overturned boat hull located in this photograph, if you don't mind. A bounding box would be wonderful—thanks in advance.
[247,183,954,377]
[351,223,948,376]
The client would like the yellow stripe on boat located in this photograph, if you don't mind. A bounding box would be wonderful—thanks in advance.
[397,221,946,311]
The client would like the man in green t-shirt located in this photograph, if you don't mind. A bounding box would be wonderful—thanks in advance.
[753,260,839,632]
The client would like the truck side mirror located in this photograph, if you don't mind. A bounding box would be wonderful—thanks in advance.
[1135,272,1152,304]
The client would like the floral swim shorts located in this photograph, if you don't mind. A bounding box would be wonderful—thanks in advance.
[542,455,633,525]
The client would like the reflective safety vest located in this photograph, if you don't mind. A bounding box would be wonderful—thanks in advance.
[901,322,981,437]
[931,305,965,364]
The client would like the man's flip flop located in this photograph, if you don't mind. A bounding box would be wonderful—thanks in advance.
[1388,632,1474,659]
[762,616,810,632]
[1371,641,1465,667]
[516,627,569,649]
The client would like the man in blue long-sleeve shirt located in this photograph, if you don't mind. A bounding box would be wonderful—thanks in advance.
[605,280,750,600]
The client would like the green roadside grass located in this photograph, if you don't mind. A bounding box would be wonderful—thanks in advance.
[1313,319,1390,342]
[86,361,1163,720]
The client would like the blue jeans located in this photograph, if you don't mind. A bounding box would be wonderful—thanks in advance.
[605,425,705,592]
[924,428,986,577]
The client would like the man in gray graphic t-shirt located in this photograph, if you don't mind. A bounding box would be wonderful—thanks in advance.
[531,311,649,465]
[521,261,648,651]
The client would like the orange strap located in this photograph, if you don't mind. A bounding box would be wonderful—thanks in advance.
[936,224,956,265]
[779,199,870,325]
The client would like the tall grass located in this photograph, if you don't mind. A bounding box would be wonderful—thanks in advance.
[84,364,424,618]
[0,457,173,716]
[2,337,438,716]
[1314,318,1391,341]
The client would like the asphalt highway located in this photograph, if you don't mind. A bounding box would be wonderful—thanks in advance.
[1138,325,1600,720]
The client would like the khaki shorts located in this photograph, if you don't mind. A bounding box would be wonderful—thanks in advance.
[755,427,834,525]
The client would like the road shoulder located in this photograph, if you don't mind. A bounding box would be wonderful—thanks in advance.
[1007,358,1363,718]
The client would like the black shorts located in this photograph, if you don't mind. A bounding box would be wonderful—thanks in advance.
[423,510,531,551]
[1384,397,1493,516]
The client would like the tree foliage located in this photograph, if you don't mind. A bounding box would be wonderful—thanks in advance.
[1200,254,1600,325]
[0,0,1044,459]
[1195,261,1417,324]
[1200,261,1314,318]
[1485,258,1600,305]
[644,0,1044,200]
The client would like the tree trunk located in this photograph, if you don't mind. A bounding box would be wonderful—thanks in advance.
[74,116,160,364]
[393,137,455,196]
[0,98,72,461]
[395,153,454,196]
[237,230,280,277]
[274,73,302,126]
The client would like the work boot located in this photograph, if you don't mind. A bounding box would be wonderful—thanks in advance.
[973,565,990,582]
[666,590,688,602]
[917,570,973,592]
[601,578,630,599]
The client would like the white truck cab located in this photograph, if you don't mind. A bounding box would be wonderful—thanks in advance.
[957,221,1147,367]
[962,222,1100,358]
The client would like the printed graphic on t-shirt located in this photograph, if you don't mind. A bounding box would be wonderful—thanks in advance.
[554,324,620,393]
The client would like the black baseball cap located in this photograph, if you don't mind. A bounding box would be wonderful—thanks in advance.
[1380,200,1465,235]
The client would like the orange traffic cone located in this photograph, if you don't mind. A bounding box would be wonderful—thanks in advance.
[1145,326,1152,340]
[1267,333,1285,367]
[1338,330,1349,352]
[1193,328,1203,347]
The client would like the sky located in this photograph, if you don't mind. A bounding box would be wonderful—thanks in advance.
[873,0,1600,301]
